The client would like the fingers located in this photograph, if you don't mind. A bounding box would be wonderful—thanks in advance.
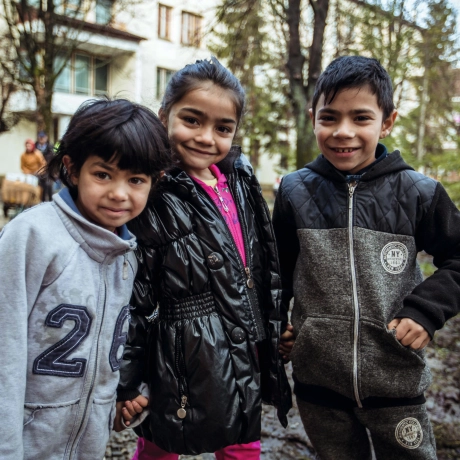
[121,396,149,426]
[134,395,149,408]
[279,341,294,353]
[390,318,430,350]
[280,324,294,339]
[113,401,125,432]
[279,324,295,363]
[387,318,401,330]
[121,407,133,425]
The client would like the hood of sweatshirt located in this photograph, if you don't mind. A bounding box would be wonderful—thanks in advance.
[52,188,137,264]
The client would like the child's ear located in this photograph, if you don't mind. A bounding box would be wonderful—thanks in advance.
[158,109,167,128]
[62,155,79,186]
[309,108,316,129]
[380,110,398,139]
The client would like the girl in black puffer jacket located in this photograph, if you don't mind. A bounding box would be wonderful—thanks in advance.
[116,58,292,458]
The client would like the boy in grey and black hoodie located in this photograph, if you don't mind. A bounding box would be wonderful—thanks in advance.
[273,56,460,459]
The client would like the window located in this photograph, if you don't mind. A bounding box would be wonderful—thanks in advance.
[62,0,85,19]
[158,4,172,40]
[54,54,71,93]
[95,59,109,95]
[156,67,174,99]
[96,0,112,24]
[75,54,90,95]
[53,53,109,96]
[181,12,202,47]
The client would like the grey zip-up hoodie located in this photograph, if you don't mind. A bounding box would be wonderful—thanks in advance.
[0,189,137,459]
[273,148,460,407]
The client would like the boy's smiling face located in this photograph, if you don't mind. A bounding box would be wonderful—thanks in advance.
[310,85,397,174]
[63,155,152,232]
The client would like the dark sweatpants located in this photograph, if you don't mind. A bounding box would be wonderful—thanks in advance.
[297,399,437,459]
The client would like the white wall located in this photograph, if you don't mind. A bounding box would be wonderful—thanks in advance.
[0,119,37,175]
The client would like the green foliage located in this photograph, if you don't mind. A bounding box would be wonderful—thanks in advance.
[335,0,420,105]
[209,0,294,168]
[338,0,459,207]
[211,0,459,179]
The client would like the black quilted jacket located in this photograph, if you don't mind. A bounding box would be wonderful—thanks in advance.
[273,146,460,407]
[118,147,292,454]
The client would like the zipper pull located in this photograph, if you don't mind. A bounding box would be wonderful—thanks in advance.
[348,181,357,209]
[177,395,187,419]
[245,267,254,289]
[146,305,159,323]
[213,185,229,212]
[122,256,128,280]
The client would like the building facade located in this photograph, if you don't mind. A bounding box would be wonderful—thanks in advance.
[0,0,218,175]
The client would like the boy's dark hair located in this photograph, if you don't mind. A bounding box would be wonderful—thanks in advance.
[161,57,245,125]
[312,56,395,120]
[47,98,172,191]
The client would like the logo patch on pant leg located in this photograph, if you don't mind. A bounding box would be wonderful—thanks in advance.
[381,242,408,274]
[395,417,423,449]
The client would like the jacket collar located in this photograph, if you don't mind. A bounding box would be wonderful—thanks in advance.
[163,145,253,195]
[307,144,414,183]
[52,188,136,263]
[168,146,251,178]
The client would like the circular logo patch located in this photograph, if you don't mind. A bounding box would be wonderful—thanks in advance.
[395,417,423,449]
[381,242,408,274]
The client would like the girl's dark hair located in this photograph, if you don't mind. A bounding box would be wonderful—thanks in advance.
[312,56,395,120]
[47,98,172,190]
[161,57,245,125]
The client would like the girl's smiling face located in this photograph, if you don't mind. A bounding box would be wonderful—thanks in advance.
[160,83,238,181]
[63,155,152,232]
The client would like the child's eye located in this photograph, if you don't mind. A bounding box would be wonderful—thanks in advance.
[129,177,147,185]
[184,117,199,125]
[319,116,335,122]
[95,172,110,180]
[356,116,371,122]
[217,126,232,134]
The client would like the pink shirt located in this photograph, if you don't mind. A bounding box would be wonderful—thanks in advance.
[190,164,247,267]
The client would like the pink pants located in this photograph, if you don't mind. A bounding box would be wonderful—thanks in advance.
[132,437,261,460]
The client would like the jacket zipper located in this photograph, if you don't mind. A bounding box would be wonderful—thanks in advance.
[174,326,189,421]
[216,176,263,338]
[232,178,263,338]
[213,184,230,212]
[196,180,262,338]
[348,181,362,408]
[67,266,108,459]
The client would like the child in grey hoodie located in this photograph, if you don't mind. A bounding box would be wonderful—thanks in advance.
[273,56,460,459]
[0,99,171,460]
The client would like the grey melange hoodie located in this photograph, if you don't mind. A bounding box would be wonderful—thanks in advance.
[0,188,137,459]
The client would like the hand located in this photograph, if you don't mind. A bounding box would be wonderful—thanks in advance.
[279,324,295,363]
[122,395,149,426]
[113,401,126,432]
[387,318,430,350]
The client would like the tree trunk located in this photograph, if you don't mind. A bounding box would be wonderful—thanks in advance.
[286,0,308,170]
[416,62,429,162]
[34,81,53,134]
[287,0,329,169]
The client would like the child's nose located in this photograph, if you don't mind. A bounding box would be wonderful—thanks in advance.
[333,121,355,138]
[109,183,129,200]
[196,127,215,145]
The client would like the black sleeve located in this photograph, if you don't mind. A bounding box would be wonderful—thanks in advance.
[396,183,460,337]
[272,181,300,311]
[117,244,160,401]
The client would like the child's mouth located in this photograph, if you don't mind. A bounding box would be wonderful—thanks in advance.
[333,148,357,153]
